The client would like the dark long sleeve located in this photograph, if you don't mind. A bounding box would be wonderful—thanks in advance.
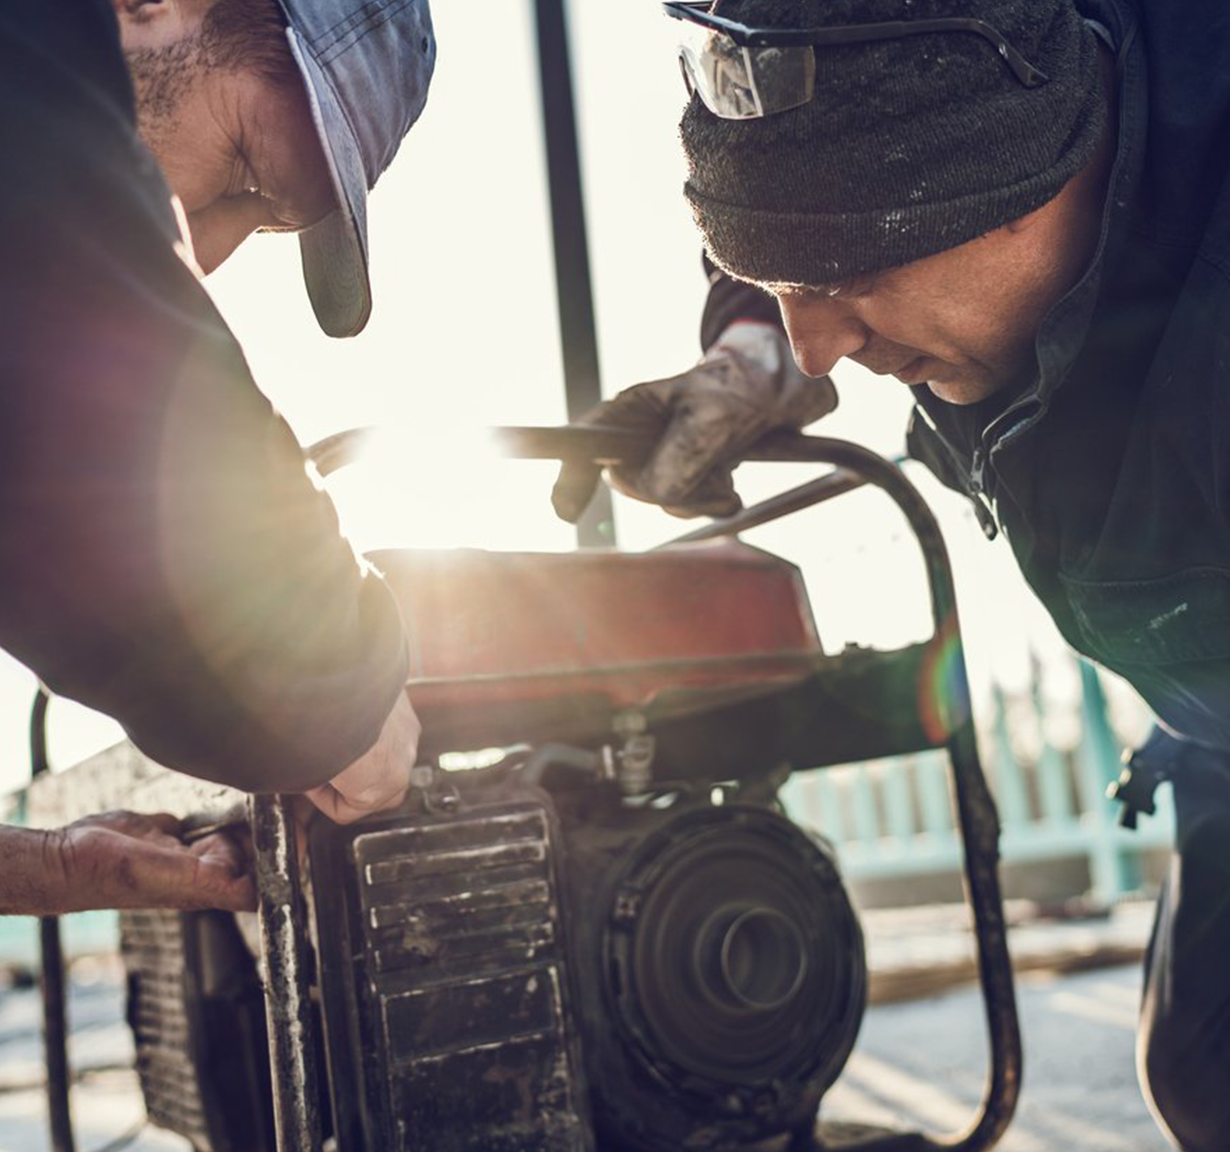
[0,0,408,792]
[699,254,784,351]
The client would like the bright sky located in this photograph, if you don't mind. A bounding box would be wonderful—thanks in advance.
[0,0,1108,801]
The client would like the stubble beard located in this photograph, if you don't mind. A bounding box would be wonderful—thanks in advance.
[124,38,204,156]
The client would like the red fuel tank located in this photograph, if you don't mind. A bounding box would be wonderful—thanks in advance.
[369,541,824,754]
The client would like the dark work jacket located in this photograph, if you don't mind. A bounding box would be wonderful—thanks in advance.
[0,0,410,790]
[706,0,1230,751]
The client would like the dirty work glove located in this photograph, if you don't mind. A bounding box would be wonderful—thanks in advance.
[552,322,837,521]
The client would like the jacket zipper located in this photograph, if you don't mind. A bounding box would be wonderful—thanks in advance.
[911,404,1000,541]
[968,447,998,541]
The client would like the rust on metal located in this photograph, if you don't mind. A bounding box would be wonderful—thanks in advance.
[251,793,324,1152]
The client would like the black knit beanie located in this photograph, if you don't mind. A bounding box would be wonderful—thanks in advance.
[681,0,1106,286]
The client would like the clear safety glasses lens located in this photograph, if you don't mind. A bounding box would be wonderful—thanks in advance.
[675,21,816,121]
[665,2,1048,121]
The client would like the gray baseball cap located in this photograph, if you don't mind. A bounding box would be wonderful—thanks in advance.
[276,0,436,337]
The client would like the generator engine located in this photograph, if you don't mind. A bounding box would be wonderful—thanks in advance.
[310,763,866,1152]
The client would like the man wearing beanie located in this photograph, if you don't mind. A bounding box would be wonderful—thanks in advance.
[0,0,434,915]
[555,1,1230,1148]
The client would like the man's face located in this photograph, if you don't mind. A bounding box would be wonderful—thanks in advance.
[118,0,335,273]
[765,202,1091,405]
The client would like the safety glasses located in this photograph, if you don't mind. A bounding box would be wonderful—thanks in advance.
[663,1,1048,120]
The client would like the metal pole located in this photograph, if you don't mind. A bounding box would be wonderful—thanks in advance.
[39,917,75,1152]
[251,793,324,1152]
[532,0,615,548]
[31,687,76,1152]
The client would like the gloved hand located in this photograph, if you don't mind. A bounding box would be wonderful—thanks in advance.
[552,322,837,521]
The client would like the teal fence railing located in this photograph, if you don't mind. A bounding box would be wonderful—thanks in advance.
[781,661,1173,902]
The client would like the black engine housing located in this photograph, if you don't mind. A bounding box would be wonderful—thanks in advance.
[311,766,866,1152]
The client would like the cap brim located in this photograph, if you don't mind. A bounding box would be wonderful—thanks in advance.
[286,27,372,338]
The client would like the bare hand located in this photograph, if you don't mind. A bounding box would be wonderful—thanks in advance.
[31,811,256,914]
[552,323,837,522]
[304,691,419,823]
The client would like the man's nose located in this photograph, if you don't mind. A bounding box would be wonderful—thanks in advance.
[777,295,870,378]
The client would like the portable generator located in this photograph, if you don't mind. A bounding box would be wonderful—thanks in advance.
[307,540,869,1152]
[31,427,1021,1152]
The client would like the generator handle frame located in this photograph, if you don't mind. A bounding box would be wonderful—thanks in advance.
[247,425,1019,1152]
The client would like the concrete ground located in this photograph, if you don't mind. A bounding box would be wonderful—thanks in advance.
[823,965,1169,1151]
[0,903,1168,1152]
[0,966,183,1152]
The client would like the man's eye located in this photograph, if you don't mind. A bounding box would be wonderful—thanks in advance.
[825,276,877,300]
[227,153,262,198]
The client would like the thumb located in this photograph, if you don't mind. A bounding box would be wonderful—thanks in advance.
[550,378,680,521]
[551,457,603,524]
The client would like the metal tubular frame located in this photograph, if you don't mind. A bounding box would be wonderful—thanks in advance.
[718,434,1021,1152]
[250,794,326,1152]
[291,424,1023,1152]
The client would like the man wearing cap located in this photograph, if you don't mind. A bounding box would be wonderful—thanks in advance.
[0,0,433,915]
[554,1,1230,1148]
